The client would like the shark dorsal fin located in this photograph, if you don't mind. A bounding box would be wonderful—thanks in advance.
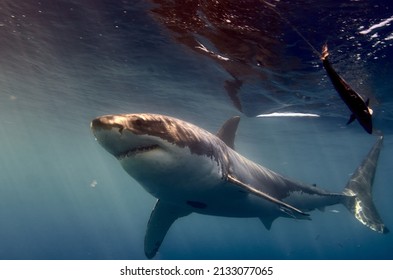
[216,116,241,149]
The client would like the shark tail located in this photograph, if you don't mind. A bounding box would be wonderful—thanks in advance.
[342,136,389,233]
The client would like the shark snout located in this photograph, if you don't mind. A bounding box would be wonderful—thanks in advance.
[91,117,107,130]
[91,115,132,157]
[90,115,126,133]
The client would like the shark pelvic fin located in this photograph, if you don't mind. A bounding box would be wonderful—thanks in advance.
[259,216,276,230]
[144,200,191,259]
[227,174,309,218]
[216,116,241,149]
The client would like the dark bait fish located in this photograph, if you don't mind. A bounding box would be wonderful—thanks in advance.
[321,44,373,134]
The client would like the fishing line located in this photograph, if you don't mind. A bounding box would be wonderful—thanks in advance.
[261,0,322,58]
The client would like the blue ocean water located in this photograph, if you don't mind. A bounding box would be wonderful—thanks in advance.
[0,0,392,260]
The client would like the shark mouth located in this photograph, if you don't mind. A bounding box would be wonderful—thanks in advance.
[117,144,160,159]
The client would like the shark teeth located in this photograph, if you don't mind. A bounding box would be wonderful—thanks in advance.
[117,144,159,159]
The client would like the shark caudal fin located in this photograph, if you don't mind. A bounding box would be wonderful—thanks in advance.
[343,136,389,233]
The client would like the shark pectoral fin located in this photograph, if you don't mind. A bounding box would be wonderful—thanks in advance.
[279,206,311,220]
[226,175,309,218]
[347,114,356,125]
[216,116,241,149]
[144,200,191,259]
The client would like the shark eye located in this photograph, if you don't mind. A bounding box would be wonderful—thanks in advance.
[134,118,144,127]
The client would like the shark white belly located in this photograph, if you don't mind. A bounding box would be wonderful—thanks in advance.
[91,113,388,259]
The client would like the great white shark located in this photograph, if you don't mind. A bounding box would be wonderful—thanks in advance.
[91,113,388,258]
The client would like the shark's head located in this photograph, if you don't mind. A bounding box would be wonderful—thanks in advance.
[91,114,169,160]
[91,113,227,198]
[91,113,218,158]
